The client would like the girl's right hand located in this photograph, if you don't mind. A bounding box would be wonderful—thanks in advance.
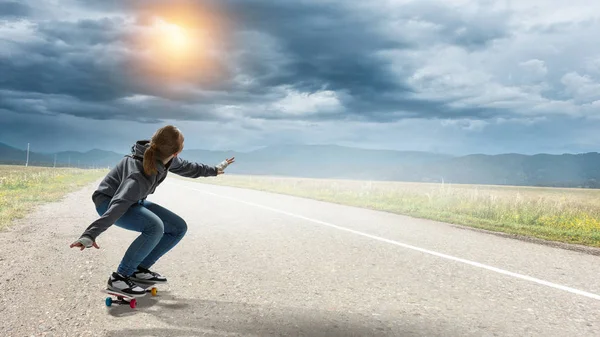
[69,236,100,250]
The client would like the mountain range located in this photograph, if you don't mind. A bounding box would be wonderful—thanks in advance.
[1,142,600,188]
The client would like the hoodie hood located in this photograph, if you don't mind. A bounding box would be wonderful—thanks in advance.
[130,140,167,174]
[131,140,150,158]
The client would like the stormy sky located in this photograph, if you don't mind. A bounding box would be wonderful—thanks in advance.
[1,0,599,155]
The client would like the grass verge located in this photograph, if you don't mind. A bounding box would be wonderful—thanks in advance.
[0,165,108,230]
[185,174,600,248]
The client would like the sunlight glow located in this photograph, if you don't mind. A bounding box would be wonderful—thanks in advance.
[128,2,231,86]
[135,16,205,79]
[155,19,190,55]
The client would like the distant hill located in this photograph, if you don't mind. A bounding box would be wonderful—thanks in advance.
[387,152,600,188]
[181,144,450,180]
[1,141,600,188]
[52,149,126,168]
[0,143,125,168]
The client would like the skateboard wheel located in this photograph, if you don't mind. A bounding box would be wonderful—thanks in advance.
[105,297,112,307]
[151,287,157,296]
[130,298,137,309]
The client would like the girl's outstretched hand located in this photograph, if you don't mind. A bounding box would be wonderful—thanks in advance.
[217,157,235,174]
[70,236,100,250]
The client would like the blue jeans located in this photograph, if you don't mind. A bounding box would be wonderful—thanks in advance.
[96,199,188,276]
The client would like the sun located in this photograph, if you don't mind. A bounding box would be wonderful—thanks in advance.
[139,17,203,76]
[131,6,229,83]
[155,19,190,55]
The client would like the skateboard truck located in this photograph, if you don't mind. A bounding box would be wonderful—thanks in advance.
[104,293,139,309]
[103,282,158,308]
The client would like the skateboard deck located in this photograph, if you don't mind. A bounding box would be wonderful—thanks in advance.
[103,280,159,308]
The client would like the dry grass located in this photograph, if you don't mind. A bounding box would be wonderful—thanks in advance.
[0,165,107,229]
[189,174,600,247]
[5,163,597,247]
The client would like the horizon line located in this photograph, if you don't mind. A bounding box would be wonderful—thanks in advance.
[0,140,599,157]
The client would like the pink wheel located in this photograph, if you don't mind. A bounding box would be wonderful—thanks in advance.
[129,298,137,309]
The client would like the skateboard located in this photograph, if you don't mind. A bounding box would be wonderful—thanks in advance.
[103,281,159,309]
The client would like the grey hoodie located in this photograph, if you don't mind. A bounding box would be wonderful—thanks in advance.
[81,140,219,241]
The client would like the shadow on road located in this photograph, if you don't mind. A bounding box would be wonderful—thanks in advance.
[104,295,462,337]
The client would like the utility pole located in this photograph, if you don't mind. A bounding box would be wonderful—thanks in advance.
[25,143,30,167]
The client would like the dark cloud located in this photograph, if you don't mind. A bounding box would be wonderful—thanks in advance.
[204,0,514,122]
[0,17,139,102]
[226,1,408,88]
[36,18,125,46]
[0,1,31,18]
[0,0,553,126]
[219,1,418,120]
[0,89,228,123]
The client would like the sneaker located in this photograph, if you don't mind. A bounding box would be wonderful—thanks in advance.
[107,272,147,297]
[131,266,167,283]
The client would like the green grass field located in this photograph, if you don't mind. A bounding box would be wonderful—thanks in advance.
[188,174,600,248]
[0,165,107,230]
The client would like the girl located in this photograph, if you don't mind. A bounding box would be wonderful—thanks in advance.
[70,125,235,297]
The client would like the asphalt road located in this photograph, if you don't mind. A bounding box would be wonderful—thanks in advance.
[1,176,600,336]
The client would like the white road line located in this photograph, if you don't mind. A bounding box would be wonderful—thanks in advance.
[175,182,600,302]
